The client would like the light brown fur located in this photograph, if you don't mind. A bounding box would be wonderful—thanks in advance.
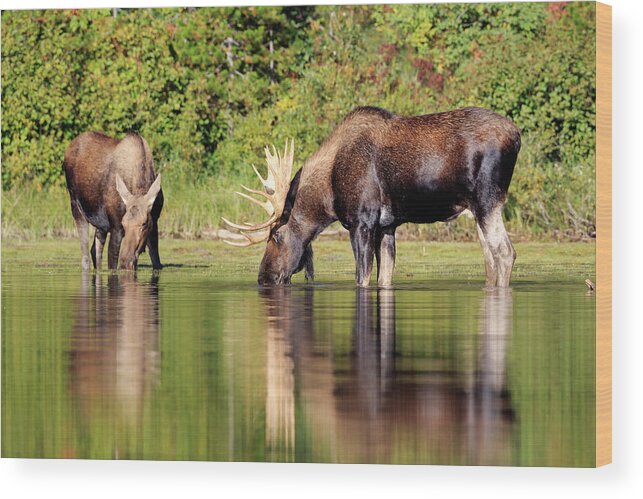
[63,132,164,271]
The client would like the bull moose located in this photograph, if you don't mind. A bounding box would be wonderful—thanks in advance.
[63,132,163,271]
[223,106,520,288]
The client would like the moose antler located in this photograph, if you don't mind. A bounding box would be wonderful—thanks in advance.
[220,139,294,246]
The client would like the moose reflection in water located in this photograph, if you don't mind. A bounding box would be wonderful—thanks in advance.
[68,271,160,458]
[260,286,514,465]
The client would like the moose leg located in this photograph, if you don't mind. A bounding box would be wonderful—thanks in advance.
[303,244,314,281]
[91,229,108,271]
[71,201,90,271]
[478,205,516,288]
[147,221,162,270]
[476,224,497,287]
[350,224,376,287]
[375,228,396,288]
[107,229,123,270]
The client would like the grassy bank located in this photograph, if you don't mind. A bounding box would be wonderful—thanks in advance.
[2,4,596,241]
[1,181,594,243]
[1,178,260,241]
[1,238,595,285]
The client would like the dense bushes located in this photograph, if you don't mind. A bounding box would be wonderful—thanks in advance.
[1,3,596,238]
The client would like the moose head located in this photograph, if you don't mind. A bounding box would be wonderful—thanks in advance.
[220,140,313,285]
[115,174,162,271]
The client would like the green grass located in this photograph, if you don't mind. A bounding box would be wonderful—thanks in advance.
[2,180,595,242]
[1,238,595,285]
[1,179,252,241]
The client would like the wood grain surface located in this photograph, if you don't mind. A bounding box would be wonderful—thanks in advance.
[596,1,612,467]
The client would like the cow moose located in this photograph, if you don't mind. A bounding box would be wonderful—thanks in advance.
[222,106,520,288]
[63,132,163,271]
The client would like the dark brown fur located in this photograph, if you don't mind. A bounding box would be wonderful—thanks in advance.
[63,132,163,271]
[270,168,314,280]
[259,107,520,287]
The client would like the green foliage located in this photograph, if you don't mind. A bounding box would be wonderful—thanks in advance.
[1,3,596,238]
[369,2,596,237]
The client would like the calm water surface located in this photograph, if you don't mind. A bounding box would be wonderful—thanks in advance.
[2,267,595,466]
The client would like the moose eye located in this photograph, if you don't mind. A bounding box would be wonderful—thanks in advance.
[272,230,283,245]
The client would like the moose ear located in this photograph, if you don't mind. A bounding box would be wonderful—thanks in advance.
[115,174,133,207]
[145,174,162,209]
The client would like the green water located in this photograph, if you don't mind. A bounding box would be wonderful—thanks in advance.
[1,243,595,466]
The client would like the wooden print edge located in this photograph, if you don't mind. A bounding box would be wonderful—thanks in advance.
[595,1,612,467]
